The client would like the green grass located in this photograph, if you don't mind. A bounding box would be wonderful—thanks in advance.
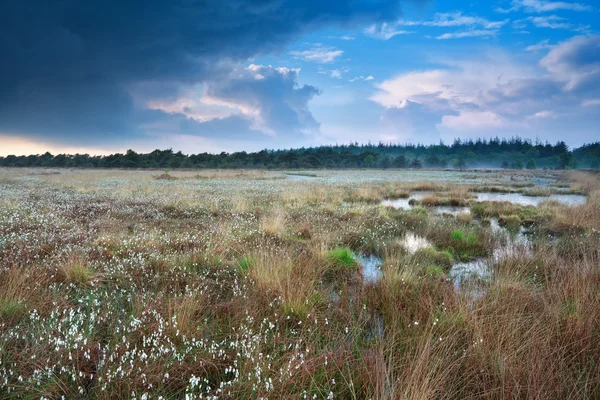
[63,263,95,285]
[0,298,27,323]
[236,255,256,273]
[326,247,358,269]
[449,229,486,261]
[414,247,454,272]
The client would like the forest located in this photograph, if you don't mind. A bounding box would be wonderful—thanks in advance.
[2,137,599,170]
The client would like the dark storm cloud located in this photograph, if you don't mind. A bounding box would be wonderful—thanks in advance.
[203,65,320,135]
[0,0,412,144]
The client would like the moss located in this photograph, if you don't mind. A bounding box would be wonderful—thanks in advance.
[414,247,454,272]
[448,229,486,261]
[326,247,358,270]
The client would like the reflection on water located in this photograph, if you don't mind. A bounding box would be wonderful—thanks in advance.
[449,259,489,293]
[475,192,586,206]
[382,191,586,212]
[433,206,470,216]
[401,232,432,254]
[450,218,534,298]
[381,192,430,210]
[357,253,383,284]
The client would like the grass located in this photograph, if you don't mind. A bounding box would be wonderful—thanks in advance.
[326,247,358,269]
[413,247,454,273]
[0,298,27,323]
[0,167,599,398]
[236,255,256,273]
[60,259,95,285]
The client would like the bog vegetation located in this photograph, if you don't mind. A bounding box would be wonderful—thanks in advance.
[0,168,599,399]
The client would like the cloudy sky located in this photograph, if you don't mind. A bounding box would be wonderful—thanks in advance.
[1,0,599,156]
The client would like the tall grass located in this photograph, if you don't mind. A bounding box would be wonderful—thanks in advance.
[1,168,599,398]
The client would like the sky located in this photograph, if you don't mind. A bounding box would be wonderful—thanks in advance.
[1,0,599,156]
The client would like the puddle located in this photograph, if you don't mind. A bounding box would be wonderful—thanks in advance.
[432,206,471,216]
[382,192,471,217]
[381,192,430,210]
[357,253,383,284]
[532,177,556,187]
[449,259,490,292]
[401,232,432,254]
[450,217,535,299]
[490,218,532,261]
[475,192,586,207]
[284,173,317,181]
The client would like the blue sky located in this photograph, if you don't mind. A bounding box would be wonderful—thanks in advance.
[1,0,598,155]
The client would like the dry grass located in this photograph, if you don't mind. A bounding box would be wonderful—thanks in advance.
[1,168,599,398]
[259,210,286,237]
[60,255,95,285]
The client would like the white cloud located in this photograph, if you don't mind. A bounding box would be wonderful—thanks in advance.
[498,0,592,13]
[527,110,557,119]
[423,12,508,29]
[326,35,355,40]
[349,75,375,82]
[365,12,508,40]
[525,39,555,51]
[582,99,600,106]
[540,35,600,91]
[364,23,413,40]
[318,67,350,79]
[527,15,589,31]
[289,46,343,63]
[371,40,599,143]
[441,111,504,130]
[436,29,499,40]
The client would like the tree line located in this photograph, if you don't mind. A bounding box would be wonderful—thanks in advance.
[1,137,599,170]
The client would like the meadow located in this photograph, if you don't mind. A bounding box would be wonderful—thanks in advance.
[0,167,599,399]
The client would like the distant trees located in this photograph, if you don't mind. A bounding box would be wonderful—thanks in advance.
[453,158,467,169]
[410,158,422,168]
[393,155,407,168]
[380,156,391,169]
[511,160,524,169]
[558,152,573,170]
[1,137,597,170]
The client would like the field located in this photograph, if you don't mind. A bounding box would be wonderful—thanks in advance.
[1,168,599,399]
